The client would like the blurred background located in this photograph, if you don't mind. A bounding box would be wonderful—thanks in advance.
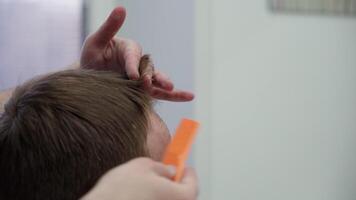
[1,0,356,199]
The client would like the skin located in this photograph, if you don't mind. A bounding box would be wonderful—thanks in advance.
[81,158,198,200]
[147,111,172,160]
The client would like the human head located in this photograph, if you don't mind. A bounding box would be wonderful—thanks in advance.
[0,68,170,199]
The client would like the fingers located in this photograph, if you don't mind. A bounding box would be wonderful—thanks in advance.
[127,158,176,179]
[92,6,126,48]
[139,55,154,88]
[121,39,143,80]
[124,54,193,102]
[163,168,199,200]
[138,57,174,91]
[150,88,195,102]
[137,56,173,91]
[151,164,177,179]
[153,71,174,91]
[181,168,198,186]
[179,168,199,199]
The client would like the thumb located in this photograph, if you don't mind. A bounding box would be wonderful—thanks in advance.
[151,163,177,179]
[181,168,198,186]
[92,6,126,48]
[180,167,199,196]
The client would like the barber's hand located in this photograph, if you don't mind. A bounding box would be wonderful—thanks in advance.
[80,6,194,102]
[81,158,198,200]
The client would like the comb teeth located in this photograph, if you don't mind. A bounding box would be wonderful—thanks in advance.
[162,118,200,182]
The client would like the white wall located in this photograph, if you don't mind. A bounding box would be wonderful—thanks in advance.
[195,1,356,200]
[0,0,82,90]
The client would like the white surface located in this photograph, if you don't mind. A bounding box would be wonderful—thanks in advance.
[195,1,356,200]
[0,0,82,90]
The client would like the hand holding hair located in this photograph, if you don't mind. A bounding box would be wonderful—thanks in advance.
[80,6,194,102]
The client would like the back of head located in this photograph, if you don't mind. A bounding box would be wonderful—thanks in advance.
[0,70,151,200]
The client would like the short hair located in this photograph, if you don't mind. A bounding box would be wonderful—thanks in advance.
[0,69,152,200]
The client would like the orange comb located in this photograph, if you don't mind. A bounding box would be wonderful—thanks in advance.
[162,118,200,182]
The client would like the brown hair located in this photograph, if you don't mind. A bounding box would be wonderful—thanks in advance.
[0,69,152,200]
